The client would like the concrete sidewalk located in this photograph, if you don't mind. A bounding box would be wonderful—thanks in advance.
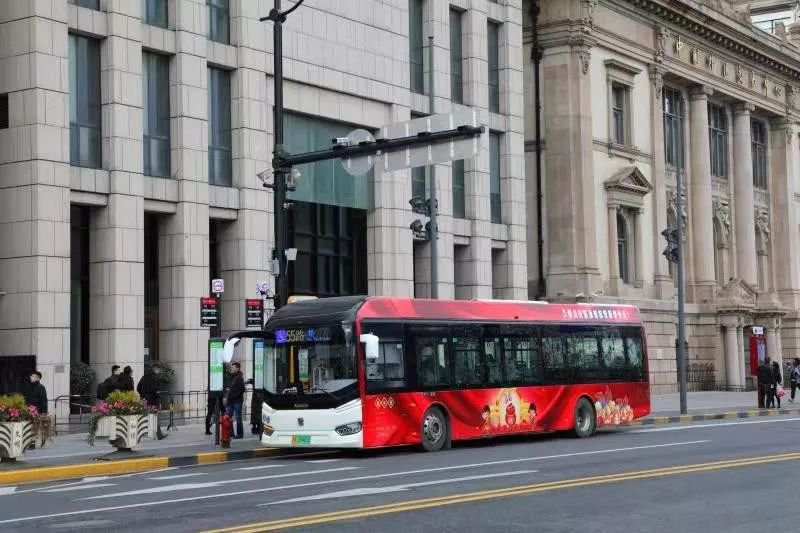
[649,391,759,416]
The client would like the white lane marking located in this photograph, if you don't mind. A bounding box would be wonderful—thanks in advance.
[629,417,800,433]
[148,473,208,480]
[262,470,537,506]
[0,440,706,525]
[305,459,340,464]
[41,483,116,493]
[235,464,286,471]
[81,467,360,500]
[0,487,16,496]
[48,519,116,529]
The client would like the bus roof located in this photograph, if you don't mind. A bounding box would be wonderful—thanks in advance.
[268,296,641,326]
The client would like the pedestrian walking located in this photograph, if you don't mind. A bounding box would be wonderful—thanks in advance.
[758,357,772,408]
[25,371,48,415]
[96,365,121,401]
[119,365,135,392]
[226,362,245,439]
[205,390,223,435]
[790,358,800,403]
[770,360,783,409]
[137,366,166,440]
[250,381,263,435]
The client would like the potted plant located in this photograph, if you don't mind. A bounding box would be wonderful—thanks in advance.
[0,394,35,461]
[88,391,156,451]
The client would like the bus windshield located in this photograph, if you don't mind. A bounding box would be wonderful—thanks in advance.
[262,324,358,402]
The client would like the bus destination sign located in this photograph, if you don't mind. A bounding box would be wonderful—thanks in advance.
[275,327,332,345]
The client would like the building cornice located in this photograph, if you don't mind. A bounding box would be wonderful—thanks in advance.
[621,0,800,81]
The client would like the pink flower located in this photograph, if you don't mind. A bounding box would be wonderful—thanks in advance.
[8,408,20,419]
[28,405,38,415]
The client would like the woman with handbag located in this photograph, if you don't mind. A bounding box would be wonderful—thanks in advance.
[769,360,783,409]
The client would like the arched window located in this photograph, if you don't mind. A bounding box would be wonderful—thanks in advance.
[617,212,630,283]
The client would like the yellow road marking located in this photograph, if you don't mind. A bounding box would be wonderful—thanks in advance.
[205,451,800,533]
[0,457,170,486]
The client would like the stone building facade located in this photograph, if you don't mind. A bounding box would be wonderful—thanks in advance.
[525,0,800,392]
[0,0,527,400]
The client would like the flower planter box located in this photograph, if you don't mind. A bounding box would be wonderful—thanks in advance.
[0,421,34,460]
[97,415,153,451]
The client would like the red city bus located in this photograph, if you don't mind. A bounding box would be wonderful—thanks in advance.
[224,296,650,452]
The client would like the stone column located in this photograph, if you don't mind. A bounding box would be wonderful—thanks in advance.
[607,204,620,295]
[723,319,740,390]
[648,64,672,297]
[634,208,645,287]
[219,2,271,354]
[90,0,146,379]
[732,103,757,287]
[769,119,800,307]
[736,325,746,388]
[766,318,783,368]
[540,32,602,298]
[0,2,71,402]
[688,86,716,300]
[159,0,211,393]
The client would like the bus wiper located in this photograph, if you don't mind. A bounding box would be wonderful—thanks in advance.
[308,386,339,401]
[281,386,299,395]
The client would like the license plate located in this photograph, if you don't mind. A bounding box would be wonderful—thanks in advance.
[292,435,311,445]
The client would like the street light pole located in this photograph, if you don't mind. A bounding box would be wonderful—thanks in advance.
[676,169,688,414]
[427,35,438,299]
[263,0,304,311]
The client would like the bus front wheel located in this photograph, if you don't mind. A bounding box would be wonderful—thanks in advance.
[572,398,596,438]
[421,407,450,452]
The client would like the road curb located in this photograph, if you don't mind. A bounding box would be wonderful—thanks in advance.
[0,446,281,486]
[630,406,800,426]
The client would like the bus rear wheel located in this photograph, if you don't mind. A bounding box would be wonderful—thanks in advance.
[421,407,450,452]
[572,398,596,438]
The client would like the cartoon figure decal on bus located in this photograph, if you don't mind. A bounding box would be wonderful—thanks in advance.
[482,389,537,432]
[594,388,635,426]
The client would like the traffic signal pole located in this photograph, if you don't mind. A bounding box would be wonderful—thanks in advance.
[676,169,687,414]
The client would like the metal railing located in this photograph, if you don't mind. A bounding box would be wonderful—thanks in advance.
[49,388,258,435]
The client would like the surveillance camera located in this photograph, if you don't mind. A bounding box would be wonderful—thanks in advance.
[257,169,273,187]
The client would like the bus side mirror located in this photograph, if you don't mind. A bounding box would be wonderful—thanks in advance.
[223,337,241,363]
[360,333,380,362]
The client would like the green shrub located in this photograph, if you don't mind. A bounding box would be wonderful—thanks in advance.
[70,361,96,396]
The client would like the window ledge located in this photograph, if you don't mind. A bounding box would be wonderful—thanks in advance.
[593,139,652,163]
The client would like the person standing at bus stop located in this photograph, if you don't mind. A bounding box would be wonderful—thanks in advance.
[758,357,772,409]
[226,362,245,439]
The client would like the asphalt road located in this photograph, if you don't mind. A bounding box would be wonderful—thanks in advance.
[1,415,799,533]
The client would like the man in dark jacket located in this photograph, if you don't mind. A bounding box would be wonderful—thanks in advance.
[227,362,245,439]
[137,366,166,440]
[25,371,48,414]
[119,366,135,392]
[96,365,121,401]
[758,357,773,408]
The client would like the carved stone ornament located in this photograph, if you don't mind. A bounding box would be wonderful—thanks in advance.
[713,199,731,245]
[775,85,783,97]
[750,71,757,89]
[790,86,798,109]
[722,62,728,78]
[650,69,664,98]
[582,0,598,28]
[674,35,683,54]
[787,125,795,146]
[579,49,590,75]
[736,65,743,84]
[706,53,714,70]
[668,189,688,235]
[762,78,769,94]
[755,209,771,253]
[690,48,700,65]
[655,25,667,63]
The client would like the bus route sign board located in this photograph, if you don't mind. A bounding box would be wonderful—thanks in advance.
[200,297,219,328]
[245,299,264,328]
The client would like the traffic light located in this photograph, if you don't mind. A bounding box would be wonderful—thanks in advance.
[661,226,680,264]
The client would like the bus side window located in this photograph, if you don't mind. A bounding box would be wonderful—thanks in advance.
[451,325,483,388]
[567,330,602,383]
[363,323,406,392]
[501,325,541,386]
[408,325,451,388]
[601,329,626,380]
[541,329,569,384]
[483,327,504,387]
[624,329,646,381]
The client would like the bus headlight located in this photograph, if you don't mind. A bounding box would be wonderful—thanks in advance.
[335,422,362,436]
